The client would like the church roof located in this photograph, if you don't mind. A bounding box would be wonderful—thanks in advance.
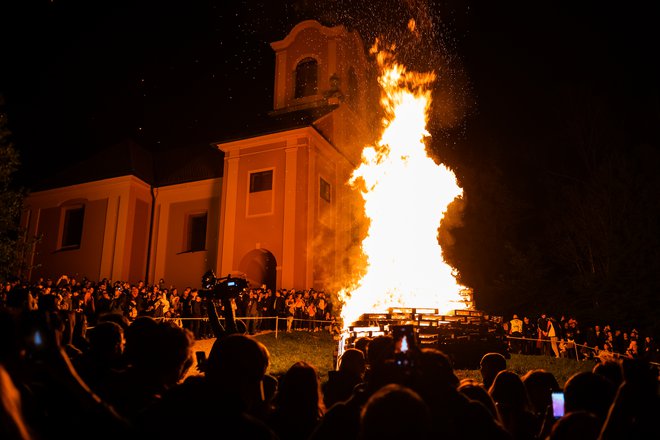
[154,143,224,187]
[31,103,337,191]
[211,104,336,145]
[31,138,223,190]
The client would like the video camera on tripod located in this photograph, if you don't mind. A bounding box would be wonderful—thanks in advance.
[200,270,249,336]
[200,270,249,300]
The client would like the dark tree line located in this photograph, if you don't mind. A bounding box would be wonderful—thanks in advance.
[0,96,34,280]
[438,82,660,338]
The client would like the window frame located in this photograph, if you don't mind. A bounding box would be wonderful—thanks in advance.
[59,205,85,250]
[185,211,208,253]
[249,169,274,193]
[320,177,331,203]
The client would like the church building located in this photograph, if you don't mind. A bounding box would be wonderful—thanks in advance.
[20,20,378,292]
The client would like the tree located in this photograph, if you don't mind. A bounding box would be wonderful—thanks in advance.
[440,82,660,338]
[528,85,660,334]
[0,96,34,280]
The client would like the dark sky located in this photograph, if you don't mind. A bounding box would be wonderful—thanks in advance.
[1,1,658,188]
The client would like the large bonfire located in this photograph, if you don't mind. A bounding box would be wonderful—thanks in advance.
[338,36,468,329]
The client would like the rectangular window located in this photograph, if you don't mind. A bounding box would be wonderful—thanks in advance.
[320,177,331,203]
[188,213,207,252]
[249,170,273,193]
[61,206,84,248]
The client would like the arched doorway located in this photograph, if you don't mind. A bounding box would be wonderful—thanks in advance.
[239,249,277,292]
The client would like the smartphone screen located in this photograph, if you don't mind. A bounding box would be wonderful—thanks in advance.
[32,329,45,348]
[551,391,564,419]
[391,324,418,371]
[391,325,416,353]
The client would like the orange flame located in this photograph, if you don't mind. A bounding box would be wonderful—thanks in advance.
[339,44,468,328]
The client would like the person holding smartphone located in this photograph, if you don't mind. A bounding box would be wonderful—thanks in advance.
[551,391,564,419]
[391,324,418,371]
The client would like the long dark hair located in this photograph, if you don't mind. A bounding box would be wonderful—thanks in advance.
[273,361,325,419]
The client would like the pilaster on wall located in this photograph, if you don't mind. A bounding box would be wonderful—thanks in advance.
[152,199,168,283]
[281,140,299,288]
[273,51,288,110]
[99,195,121,280]
[306,142,316,289]
[110,191,131,281]
[219,155,240,275]
[327,38,337,80]
[145,201,160,284]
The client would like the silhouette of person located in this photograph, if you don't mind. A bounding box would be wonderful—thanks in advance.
[323,348,366,408]
[267,361,325,439]
[136,333,277,439]
[359,383,431,440]
[480,352,507,390]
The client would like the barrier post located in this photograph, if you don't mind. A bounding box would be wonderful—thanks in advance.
[275,316,279,339]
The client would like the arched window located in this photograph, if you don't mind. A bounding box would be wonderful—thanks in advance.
[347,67,358,108]
[295,57,318,98]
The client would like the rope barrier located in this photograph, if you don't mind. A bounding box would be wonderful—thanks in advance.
[156,315,339,339]
[504,335,660,366]
[91,318,660,367]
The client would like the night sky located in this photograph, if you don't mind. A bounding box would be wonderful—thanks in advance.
[2,1,659,325]
[1,1,657,185]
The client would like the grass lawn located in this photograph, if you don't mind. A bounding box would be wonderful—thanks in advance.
[190,330,595,387]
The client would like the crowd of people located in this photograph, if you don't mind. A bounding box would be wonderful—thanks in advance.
[1,275,659,439]
[505,313,659,364]
[0,275,339,339]
[3,275,656,362]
